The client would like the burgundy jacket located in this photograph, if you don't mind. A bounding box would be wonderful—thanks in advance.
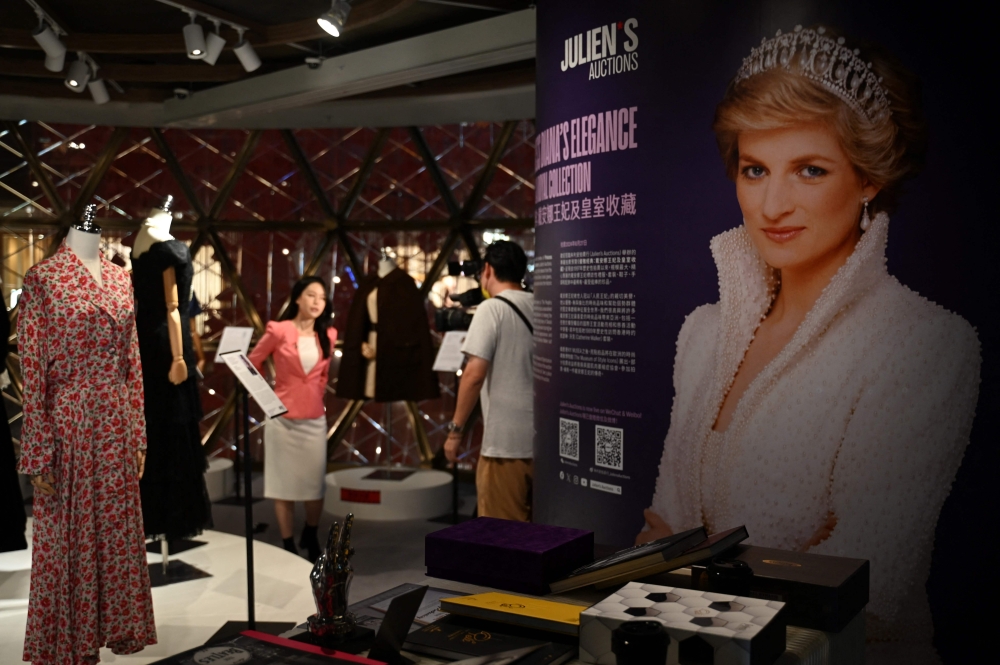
[337,268,439,402]
[249,320,337,419]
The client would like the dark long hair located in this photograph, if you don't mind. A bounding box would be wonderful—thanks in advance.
[280,276,333,359]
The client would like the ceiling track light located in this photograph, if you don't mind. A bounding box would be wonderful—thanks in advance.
[88,78,109,105]
[233,28,261,73]
[183,12,206,59]
[27,0,67,71]
[32,21,66,71]
[317,0,352,37]
[202,20,226,66]
[153,1,261,71]
[44,50,66,73]
[27,1,113,103]
[64,55,91,92]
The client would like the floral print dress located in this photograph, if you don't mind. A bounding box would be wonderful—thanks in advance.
[17,243,156,664]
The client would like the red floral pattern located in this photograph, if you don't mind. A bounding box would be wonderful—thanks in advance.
[17,244,156,664]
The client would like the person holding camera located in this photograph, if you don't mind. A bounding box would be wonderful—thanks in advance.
[444,240,534,521]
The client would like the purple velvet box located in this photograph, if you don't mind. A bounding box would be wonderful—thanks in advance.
[425,517,594,595]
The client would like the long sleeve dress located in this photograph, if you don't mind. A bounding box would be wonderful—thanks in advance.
[649,213,980,656]
[17,244,156,664]
[133,239,212,541]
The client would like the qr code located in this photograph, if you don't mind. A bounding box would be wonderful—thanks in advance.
[595,425,623,470]
[559,418,579,460]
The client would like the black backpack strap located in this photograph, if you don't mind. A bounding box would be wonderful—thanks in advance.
[493,295,533,335]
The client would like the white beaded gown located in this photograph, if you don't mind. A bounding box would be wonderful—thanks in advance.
[649,213,980,659]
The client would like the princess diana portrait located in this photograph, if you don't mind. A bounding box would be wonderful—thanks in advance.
[641,26,980,662]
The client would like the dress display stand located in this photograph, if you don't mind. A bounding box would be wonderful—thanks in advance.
[332,250,438,464]
[326,251,452,519]
[17,203,156,662]
[133,195,212,587]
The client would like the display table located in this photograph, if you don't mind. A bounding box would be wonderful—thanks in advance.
[324,468,452,520]
[0,525,315,664]
[279,575,841,665]
[416,577,842,665]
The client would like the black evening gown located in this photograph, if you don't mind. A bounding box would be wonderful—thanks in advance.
[1,311,28,552]
[133,239,212,540]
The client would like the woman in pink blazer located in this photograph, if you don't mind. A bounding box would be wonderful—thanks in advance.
[249,276,337,561]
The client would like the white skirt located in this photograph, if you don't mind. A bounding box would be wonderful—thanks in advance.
[263,416,328,501]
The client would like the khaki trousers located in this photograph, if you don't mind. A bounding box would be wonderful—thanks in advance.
[476,456,533,522]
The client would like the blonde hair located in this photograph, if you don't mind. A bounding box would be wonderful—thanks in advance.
[713,29,927,213]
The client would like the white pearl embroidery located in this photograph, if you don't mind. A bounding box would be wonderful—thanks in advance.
[650,212,981,644]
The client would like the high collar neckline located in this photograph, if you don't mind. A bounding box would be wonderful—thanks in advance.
[710,212,891,341]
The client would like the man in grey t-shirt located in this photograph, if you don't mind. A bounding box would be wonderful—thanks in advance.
[444,241,534,521]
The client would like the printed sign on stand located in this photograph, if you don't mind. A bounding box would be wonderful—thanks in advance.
[214,326,254,363]
[220,351,288,419]
[432,331,468,373]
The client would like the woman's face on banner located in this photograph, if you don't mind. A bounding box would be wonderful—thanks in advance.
[735,122,878,274]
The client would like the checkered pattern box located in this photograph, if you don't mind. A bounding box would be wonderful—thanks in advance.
[579,582,787,665]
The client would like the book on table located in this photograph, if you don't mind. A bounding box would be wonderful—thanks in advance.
[549,525,749,593]
[404,615,576,665]
[439,592,587,636]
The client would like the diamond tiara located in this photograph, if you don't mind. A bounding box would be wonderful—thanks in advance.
[735,25,891,124]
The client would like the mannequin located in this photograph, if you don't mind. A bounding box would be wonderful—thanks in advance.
[18,202,157,662]
[361,249,398,396]
[65,211,102,287]
[132,194,175,258]
[32,205,138,492]
[133,195,187,387]
[337,249,439,402]
[377,248,397,278]
[133,195,212,556]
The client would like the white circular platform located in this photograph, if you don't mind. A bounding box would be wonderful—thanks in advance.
[324,467,453,521]
[0,525,315,664]
[204,457,234,502]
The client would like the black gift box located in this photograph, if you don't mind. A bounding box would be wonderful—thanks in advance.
[691,545,868,632]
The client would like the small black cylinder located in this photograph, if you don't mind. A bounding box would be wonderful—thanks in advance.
[611,620,669,665]
[706,558,754,597]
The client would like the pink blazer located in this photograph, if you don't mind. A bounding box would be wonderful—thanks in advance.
[248,320,338,420]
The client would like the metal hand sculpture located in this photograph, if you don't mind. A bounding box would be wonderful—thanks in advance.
[308,513,357,639]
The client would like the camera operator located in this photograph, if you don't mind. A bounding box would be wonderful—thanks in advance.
[444,240,534,521]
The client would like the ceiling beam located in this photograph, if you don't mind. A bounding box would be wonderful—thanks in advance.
[149,127,207,218]
[0,83,534,129]
[72,127,129,219]
[1,120,66,217]
[0,217,535,233]
[266,0,418,44]
[150,0,269,36]
[0,58,249,83]
[0,0,416,54]
[205,130,262,222]
[408,126,460,218]
[160,9,536,127]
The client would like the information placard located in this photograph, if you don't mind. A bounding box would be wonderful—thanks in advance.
[214,326,254,363]
[220,351,288,419]
[432,331,468,373]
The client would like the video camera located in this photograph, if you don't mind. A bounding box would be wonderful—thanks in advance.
[434,286,484,332]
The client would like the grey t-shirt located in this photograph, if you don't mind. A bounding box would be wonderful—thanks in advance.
[461,290,534,459]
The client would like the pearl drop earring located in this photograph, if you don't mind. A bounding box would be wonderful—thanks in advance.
[860,196,871,231]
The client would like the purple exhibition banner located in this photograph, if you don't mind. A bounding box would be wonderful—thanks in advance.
[531,0,998,585]
[532,0,683,546]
